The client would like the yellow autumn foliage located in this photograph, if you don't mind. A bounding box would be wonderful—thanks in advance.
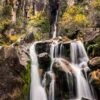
[60,5,89,28]
[61,13,72,25]
[67,6,78,15]
[8,34,20,42]
[74,14,88,26]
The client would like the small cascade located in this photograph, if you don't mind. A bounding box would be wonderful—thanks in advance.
[70,40,96,100]
[30,42,47,100]
[70,41,89,65]
[48,40,58,100]
[60,44,64,57]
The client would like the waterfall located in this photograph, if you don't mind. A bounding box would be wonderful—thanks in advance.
[48,40,58,100]
[53,11,58,39]
[70,40,96,100]
[70,41,89,65]
[30,42,47,100]
[29,39,96,100]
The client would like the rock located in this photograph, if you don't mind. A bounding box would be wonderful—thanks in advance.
[58,36,62,41]
[89,69,100,99]
[89,69,100,87]
[83,28,100,42]
[88,57,100,70]
[52,58,76,99]
[53,58,73,73]
[81,97,90,100]
[17,44,30,66]
[38,52,51,71]
[36,42,50,54]
[0,46,25,100]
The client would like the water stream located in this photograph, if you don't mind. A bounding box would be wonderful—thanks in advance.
[70,40,96,100]
[30,42,47,100]
[53,11,58,39]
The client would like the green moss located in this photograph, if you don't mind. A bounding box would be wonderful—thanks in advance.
[21,61,31,100]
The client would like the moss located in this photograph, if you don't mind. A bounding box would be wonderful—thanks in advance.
[21,61,31,100]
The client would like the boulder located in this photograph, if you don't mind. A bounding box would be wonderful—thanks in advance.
[89,69,100,98]
[38,52,51,71]
[52,58,76,99]
[83,28,100,42]
[53,58,73,73]
[88,57,100,70]
[0,46,25,100]
[89,69,100,87]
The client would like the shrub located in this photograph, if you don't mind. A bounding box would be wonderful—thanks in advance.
[74,14,89,27]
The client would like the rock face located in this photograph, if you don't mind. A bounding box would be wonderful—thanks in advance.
[88,57,100,70]
[0,46,25,100]
[89,69,100,99]
[89,57,100,99]
[38,52,51,71]
[83,28,100,42]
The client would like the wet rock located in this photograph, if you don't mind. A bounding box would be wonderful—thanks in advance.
[89,69,100,87]
[81,97,90,100]
[53,58,73,73]
[36,42,50,54]
[38,52,51,71]
[88,57,100,70]
[89,69,100,99]
[0,46,25,100]
[52,58,76,99]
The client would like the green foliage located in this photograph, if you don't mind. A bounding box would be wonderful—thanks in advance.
[28,12,50,33]
[0,18,11,32]
[87,43,99,51]
[21,61,31,99]
[2,5,12,18]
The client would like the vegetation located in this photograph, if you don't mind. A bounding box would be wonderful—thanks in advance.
[0,0,99,100]
[59,4,90,35]
[21,61,31,100]
[27,12,50,40]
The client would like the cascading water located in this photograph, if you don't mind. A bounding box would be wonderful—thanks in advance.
[70,40,96,100]
[30,42,47,100]
[48,40,59,100]
[48,40,66,100]
[30,40,96,100]
[53,11,58,39]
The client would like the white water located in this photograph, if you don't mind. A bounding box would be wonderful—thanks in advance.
[53,11,58,39]
[48,40,59,100]
[30,42,47,100]
[70,40,96,100]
